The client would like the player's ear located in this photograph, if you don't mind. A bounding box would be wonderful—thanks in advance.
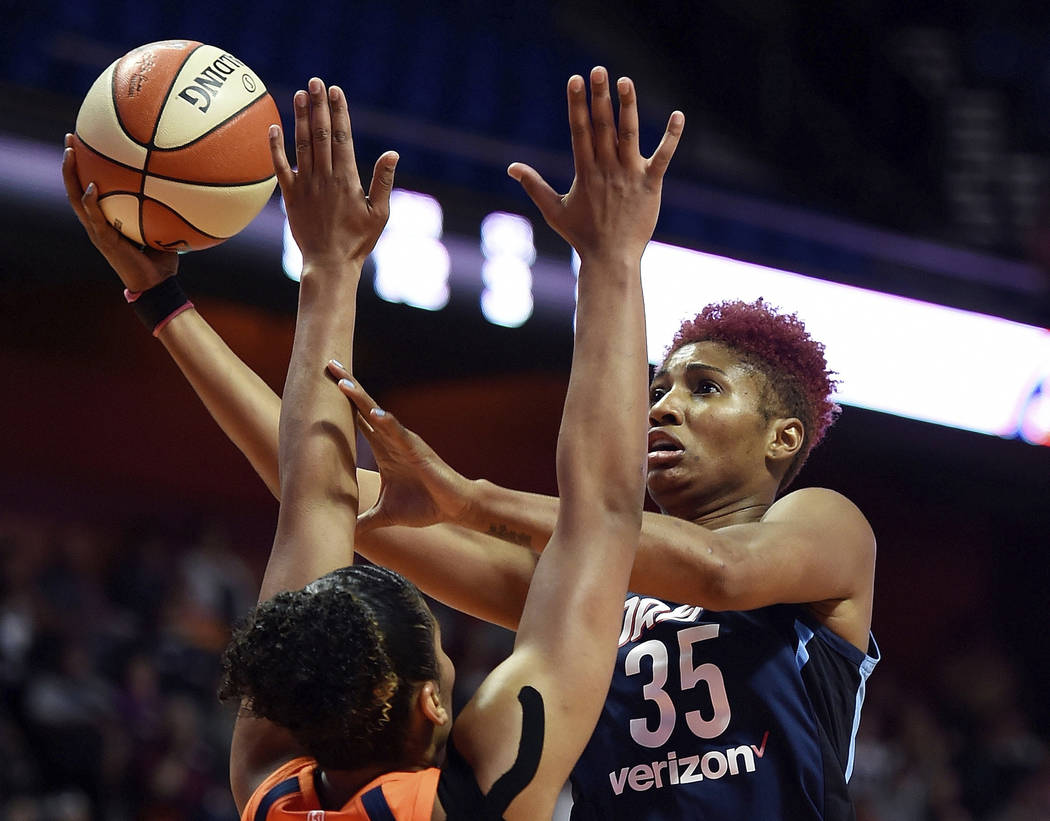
[418,681,449,728]
[767,417,804,465]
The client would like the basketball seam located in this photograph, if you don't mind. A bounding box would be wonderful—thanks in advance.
[73,136,146,175]
[75,135,275,188]
[148,173,277,189]
[143,44,204,247]
[141,199,225,243]
[106,62,149,151]
[149,92,275,154]
[147,43,205,150]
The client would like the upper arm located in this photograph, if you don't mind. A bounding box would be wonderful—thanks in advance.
[229,715,303,813]
[354,522,535,631]
[448,514,635,819]
[632,487,876,612]
[718,488,875,608]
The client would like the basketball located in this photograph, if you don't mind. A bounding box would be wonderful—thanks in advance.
[71,40,280,252]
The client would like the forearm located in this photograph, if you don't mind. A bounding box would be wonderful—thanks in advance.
[459,482,727,605]
[261,268,360,601]
[156,308,282,497]
[354,523,535,630]
[557,255,647,520]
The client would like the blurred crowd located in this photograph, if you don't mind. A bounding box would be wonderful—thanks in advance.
[1,509,1046,821]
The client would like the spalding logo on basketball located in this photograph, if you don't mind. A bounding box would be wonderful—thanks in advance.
[72,40,280,252]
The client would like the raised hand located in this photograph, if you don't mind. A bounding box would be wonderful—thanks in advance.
[327,361,474,534]
[270,78,398,271]
[62,133,178,292]
[508,67,683,263]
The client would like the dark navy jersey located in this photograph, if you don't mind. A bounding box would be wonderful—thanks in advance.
[569,595,879,820]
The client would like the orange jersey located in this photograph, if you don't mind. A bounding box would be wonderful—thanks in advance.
[243,757,440,821]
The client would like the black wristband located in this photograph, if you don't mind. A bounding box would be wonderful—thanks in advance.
[124,276,193,335]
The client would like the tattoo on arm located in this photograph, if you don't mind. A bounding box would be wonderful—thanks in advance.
[487,523,533,548]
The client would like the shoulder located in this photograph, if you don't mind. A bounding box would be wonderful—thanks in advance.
[240,756,316,820]
[766,487,875,553]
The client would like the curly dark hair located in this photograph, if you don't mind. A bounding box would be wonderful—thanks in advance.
[219,565,439,770]
[666,298,840,490]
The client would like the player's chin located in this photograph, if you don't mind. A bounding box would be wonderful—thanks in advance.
[645,464,687,504]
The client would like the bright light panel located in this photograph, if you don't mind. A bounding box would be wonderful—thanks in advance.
[373,190,450,311]
[640,242,1050,443]
[480,212,535,327]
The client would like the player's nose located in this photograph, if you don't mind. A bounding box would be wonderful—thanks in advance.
[648,389,684,427]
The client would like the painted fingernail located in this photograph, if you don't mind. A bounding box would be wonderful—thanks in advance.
[339,378,355,390]
[329,359,345,370]
[85,182,95,194]
[372,408,386,418]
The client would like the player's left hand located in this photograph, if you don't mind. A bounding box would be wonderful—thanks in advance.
[327,361,475,534]
[508,67,683,264]
[62,134,179,292]
[270,78,398,271]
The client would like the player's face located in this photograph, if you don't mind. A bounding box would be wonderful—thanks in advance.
[646,341,777,518]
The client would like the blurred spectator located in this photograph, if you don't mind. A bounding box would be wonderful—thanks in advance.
[0,508,1046,820]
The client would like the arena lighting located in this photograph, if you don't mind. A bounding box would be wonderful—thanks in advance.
[280,194,1050,445]
[637,242,1050,445]
[2,133,1041,443]
[284,189,451,311]
[480,212,535,327]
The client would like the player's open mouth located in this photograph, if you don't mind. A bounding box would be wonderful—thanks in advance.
[647,430,684,467]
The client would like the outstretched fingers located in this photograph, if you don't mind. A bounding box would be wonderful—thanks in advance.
[367,151,399,220]
[307,77,333,176]
[589,66,618,165]
[507,162,562,227]
[327,85,358,178]
[334,375,413,460]
[566,74,595,174]
[615,77,640,163]
[333,374,388,454]
[646,110,686,181]
[269,123,294,192]
[292,88,312,176]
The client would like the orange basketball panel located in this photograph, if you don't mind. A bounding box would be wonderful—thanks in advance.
[141,198,224,252]
[71,135,145,195]
[113,40,201,145]
[147,93,280,184]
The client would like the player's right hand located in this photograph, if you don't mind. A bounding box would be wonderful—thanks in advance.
[508,68,683,265]
[327,361,475,534]
[62,133,178,293]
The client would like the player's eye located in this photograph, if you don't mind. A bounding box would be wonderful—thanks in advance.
[649,386,666,405]
[695,380,720,395]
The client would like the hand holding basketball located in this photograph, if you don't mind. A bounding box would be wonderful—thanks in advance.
[62,134,178,293]
[70,40,280,252]
[270,79,398,272]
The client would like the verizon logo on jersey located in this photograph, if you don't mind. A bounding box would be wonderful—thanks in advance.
[608,731,769,795]
[619,596,703,646]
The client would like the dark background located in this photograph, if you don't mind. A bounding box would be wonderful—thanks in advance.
[2,2,1049,819]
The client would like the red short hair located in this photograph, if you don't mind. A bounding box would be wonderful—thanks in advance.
[666,298,840,489]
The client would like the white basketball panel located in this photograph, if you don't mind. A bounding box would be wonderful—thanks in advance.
[75,62,149,169]
[99,195,144,245]
[154,45,269,149]
[143,176,277,237]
